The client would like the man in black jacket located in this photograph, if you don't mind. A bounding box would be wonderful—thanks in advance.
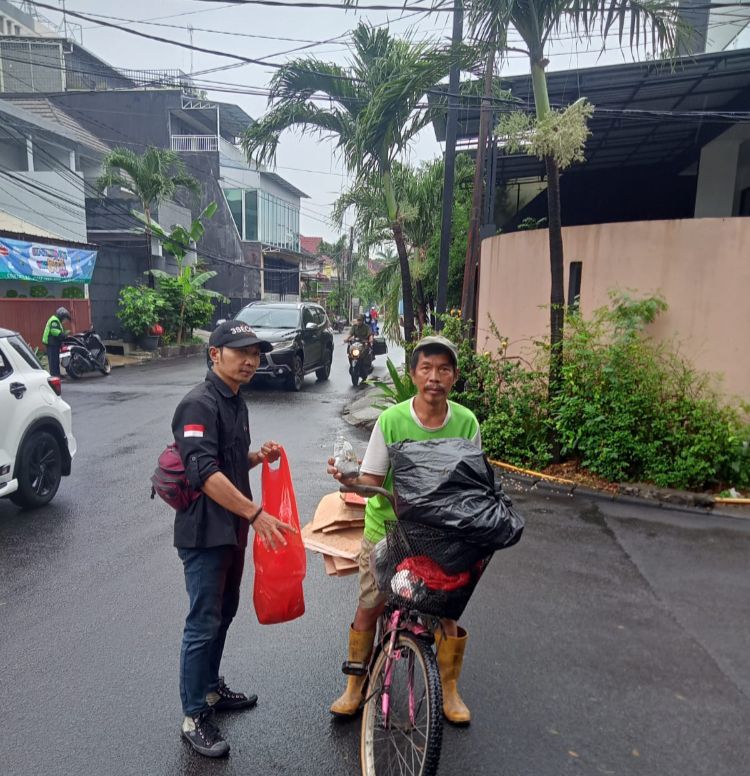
[172,321,295,758]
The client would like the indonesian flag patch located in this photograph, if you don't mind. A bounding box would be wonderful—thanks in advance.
[184,424,205,438]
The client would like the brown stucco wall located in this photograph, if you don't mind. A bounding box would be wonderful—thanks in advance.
[477,218,750,400]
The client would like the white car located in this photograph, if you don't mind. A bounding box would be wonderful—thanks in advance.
[0,328,76,508]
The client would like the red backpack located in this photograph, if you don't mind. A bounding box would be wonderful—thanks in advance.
[150,443,201,511]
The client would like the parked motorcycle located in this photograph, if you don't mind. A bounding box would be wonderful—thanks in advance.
[347,339,372,387]
[331,315,347,334]
[61,327,111,379]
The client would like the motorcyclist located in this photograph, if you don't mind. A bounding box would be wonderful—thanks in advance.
[346,314,374,372]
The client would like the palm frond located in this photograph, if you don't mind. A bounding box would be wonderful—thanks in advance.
[242,101,352,167]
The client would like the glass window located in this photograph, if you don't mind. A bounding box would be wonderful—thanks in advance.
[8,335,42,370]
[224,189,243,238]
[244,190,258,241]
[236,305,300,329]
[302,307,315,327]
[0,348,13,380]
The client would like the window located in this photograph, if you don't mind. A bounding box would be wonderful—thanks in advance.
[568,262,582,312]
[244,190,258,241]
[236,306,299,329]
[302,307,315,327]
[225,189,243,237]
[8,336,42,370]
[0,348,12,380]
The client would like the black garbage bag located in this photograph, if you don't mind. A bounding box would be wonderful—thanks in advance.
[388,438,524,553]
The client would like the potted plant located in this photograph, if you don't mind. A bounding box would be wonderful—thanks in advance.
[117,285,164,349]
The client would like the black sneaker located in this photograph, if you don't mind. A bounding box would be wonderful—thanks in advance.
[208,677,258,712]
[181,709,230,758]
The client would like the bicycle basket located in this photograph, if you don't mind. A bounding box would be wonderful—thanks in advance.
[372,520,490,620]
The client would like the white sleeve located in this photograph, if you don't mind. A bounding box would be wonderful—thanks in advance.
[359,421,390,476]
[472,424,482,448]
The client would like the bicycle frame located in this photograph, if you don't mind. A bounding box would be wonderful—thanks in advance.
[374,606,432,727]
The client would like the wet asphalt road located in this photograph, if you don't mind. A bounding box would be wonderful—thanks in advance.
[1,333,749,776]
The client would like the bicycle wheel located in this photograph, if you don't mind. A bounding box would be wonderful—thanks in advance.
[361,632,443,776]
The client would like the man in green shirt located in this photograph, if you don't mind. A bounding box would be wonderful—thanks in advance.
[42,307,71,377]
[327,335,481,725]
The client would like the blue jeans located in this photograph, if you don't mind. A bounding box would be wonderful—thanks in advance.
[177,546,245,716]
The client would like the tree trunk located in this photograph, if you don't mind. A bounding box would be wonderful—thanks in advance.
[415,278,427,335]
[392,220,415,344]
[383,170,415,344]
[545,155,565,398]
[530,52,565,462]
[461,47,494,340]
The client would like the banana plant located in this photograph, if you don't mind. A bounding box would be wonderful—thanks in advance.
[135,202,228,344]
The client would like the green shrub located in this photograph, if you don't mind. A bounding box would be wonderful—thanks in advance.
[436,296,750,490]
[117,285,164,337]
[5,289,18,298]
[155,276,215,340]
[442,314,552,468]
[29,284,48,298]
[62,286,85,299]
[552,294,750,489]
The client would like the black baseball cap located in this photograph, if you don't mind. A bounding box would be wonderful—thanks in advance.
[209,321,273,352]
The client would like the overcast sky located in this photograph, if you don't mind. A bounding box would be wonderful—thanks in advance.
[29,0,662,240]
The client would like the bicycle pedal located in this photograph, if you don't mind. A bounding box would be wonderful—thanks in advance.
[342,660,368,676]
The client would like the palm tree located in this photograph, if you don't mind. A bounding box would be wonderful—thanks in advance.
[242,22,463,344]
[460,0,684,454]
[97,147,199,264]
[334,156,475,337]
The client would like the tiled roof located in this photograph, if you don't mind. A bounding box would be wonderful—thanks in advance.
[300,235,322,255]
[5,98,110,156]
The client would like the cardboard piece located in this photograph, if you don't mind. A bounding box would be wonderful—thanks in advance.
[341,491,366,507]
[312,492,364,532]
[305,491,367,572]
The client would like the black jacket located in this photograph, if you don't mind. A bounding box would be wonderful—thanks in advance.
[171,370,253,549]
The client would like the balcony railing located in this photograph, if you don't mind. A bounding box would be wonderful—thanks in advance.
[171,135,219,152]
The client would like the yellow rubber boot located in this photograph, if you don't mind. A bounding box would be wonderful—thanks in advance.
[435,627,471,725]
[330,626,375,717]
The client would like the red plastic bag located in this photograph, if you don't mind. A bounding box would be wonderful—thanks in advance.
[396,555,471,592]
[253,448,306,624]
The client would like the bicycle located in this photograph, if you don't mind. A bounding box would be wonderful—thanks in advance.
[340,484,487,776]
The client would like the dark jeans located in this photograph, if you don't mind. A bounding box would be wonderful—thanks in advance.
[177,545,245,716]
[46,344,60,377]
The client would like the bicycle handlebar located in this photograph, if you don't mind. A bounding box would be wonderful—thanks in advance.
[339,484,395,508]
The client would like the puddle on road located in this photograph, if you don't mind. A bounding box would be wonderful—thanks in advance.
[103,392,147,403]
[576,502,616,538]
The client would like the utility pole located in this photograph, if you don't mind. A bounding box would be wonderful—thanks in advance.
[436,0,463,331]
[461,46,495,339]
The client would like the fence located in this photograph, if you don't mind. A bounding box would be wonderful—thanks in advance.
[0,298,92,350]
[170,135,219,152]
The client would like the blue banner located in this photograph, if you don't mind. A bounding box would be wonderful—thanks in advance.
[0,237,97,283]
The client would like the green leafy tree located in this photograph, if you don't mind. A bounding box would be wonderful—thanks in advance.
[460,0,685,456]
[139,203,228,344]
[242,22,466,344]
[335,155,474,337]
[97,146,199,259]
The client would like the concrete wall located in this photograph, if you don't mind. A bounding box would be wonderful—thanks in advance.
[477,217,750,400]
[694,124,750,217]
[0,170,86,242]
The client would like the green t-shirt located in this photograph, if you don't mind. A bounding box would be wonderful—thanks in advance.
[361,398,481,543]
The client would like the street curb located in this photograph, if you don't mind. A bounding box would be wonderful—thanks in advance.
[497,467,750,522]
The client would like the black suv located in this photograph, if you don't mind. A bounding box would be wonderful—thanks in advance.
[211,302,334,391]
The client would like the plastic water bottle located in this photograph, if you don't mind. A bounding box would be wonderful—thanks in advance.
[333,433,359,479]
